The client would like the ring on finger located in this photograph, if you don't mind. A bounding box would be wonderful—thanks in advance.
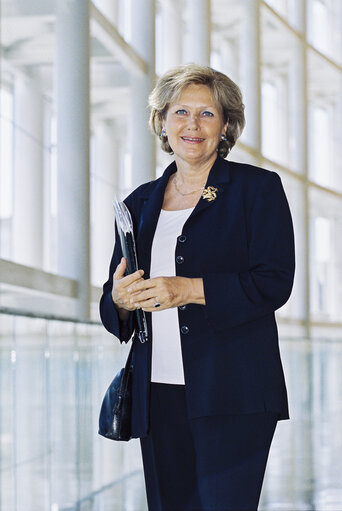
[153,297,161,308]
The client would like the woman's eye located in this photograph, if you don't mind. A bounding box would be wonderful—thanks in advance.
[175,109,187,115]
[202,111,214,117]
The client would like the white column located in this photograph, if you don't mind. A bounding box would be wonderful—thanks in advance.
[12,76,44,267]
[55,0,90,320]
[220,39,239,82]
[129,0,156,187]
[116,119,130,198]
[239,0,261,155]
[162,0,182,71]
[301,0,311,339]
[184,0,210,65]
[333,0,342,190]
[288,0,310,338]
[91,120,119,286]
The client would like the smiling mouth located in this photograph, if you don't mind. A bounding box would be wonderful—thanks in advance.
[181,136,205,143]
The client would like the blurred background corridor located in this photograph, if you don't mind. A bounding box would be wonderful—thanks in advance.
[1,0,342,509]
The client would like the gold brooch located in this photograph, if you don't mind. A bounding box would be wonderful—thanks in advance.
[202,186,218,202]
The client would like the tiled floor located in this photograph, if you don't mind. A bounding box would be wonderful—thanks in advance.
[1,314,342,510]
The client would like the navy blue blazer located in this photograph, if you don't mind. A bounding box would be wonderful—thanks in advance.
[100,155,295,438]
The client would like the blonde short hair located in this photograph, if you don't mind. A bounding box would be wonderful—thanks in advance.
[149,64,245,158]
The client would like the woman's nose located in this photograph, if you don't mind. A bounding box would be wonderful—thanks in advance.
[187,113,200,130]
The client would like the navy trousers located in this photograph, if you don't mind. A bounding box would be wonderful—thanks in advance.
[140,383,278,511]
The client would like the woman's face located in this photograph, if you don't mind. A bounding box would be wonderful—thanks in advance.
[163,83,227,168]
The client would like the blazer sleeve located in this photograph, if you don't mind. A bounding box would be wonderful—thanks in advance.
[202,171,295,332]
[99,220,135,344]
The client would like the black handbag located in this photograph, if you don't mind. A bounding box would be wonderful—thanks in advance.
[98,343,134,441]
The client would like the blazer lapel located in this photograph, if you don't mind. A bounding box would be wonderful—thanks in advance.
[136,161,177,278]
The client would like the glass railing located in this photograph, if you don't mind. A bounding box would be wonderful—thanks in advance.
[1,311,342,510]
[0,311,147,511]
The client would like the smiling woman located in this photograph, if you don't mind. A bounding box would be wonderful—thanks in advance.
[161,84,228,172]
[149,64,245,159]
[100,63,295,511]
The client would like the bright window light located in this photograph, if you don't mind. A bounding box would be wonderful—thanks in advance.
[50,116,57,218]
[309,105,332,187]
[311,0,330,54]
[315,217,331,263]
[262,81,278,162]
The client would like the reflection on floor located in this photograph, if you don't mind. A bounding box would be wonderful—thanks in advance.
[1,314,342,510]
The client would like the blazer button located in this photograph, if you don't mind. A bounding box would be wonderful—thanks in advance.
[176,255,184,264]
[181,325,189,334]
[179,305,187,310]
[178,235,187,243]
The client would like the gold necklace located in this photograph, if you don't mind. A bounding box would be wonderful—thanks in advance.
[172,174,206,197]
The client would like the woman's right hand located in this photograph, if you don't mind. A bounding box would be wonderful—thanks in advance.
[112,257,145,314]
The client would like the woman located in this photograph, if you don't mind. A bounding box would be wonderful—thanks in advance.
[100,64,295,511]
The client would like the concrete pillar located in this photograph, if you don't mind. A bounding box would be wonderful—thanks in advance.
[161,0,182,71]
[298,3,314,489]
[115,120,130,198]
[129,0,156,187]
[239,0,261,155]
[55,0,90,320]
[184,0,210,65]
[333,0,342,189]
[91,120,119,286]
[300,0,310,339]
[12,76,44,267]
[220,38,239,83]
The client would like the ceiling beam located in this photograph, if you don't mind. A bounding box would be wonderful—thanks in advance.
[2,5,148,76]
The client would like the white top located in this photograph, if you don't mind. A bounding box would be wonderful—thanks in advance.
[150,207,194,384]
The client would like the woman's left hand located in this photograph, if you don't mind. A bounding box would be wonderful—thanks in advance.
[127,276,191,312]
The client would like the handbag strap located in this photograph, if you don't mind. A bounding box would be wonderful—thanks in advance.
[123,331,139,373]
[124,341,134,372]
[117,339,135,399]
